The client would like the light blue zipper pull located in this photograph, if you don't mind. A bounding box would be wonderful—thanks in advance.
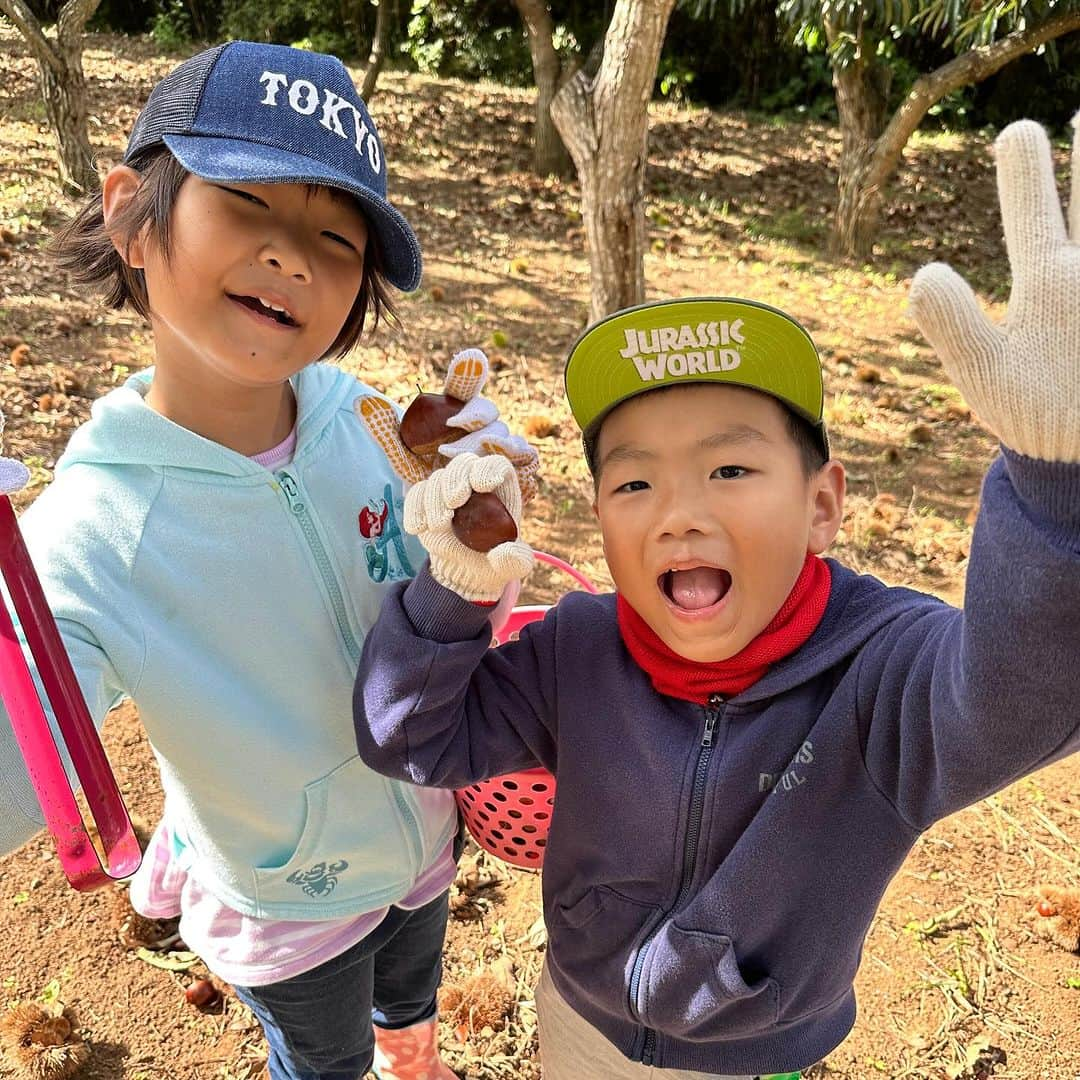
[278,470,305,513]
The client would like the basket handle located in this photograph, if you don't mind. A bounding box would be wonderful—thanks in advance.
[0,495,141,890]
[533,551,599,594]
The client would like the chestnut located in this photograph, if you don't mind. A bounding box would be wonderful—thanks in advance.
[398,391,519,553]
[399,392,469,459]
[450,491,519,553]
[184,979,220,1008]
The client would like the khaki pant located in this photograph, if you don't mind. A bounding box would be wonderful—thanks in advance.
[535,961,789,1080]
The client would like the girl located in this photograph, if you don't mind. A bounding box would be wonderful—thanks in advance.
[0,41,533,1080]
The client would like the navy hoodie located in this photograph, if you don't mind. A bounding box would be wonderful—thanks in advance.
[355,450,1080,1075]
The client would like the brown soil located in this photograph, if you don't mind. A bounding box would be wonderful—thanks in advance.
[1,27,1078,1080]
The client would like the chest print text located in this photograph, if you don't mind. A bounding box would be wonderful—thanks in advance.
[759,740,815,794]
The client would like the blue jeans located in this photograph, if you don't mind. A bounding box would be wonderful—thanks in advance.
[233,891,450,1080]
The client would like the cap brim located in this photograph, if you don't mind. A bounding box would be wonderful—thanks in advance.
[164,134,422,292]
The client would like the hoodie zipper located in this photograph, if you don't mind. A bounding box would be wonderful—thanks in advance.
[629,695,724,1066]
[275,470,363,661]
[274,468,423,866]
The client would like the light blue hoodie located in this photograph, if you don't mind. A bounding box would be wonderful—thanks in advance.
[0,362,456,919]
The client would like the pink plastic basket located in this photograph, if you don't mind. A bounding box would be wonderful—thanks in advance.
[454,552,597,869]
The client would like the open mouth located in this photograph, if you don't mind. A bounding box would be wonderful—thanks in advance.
[230,294,299,327]
[660,566,732,612]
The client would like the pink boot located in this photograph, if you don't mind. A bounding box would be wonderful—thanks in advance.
[372,1017,457,1080]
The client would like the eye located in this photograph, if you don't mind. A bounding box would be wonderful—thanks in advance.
[712,465,747,480]
[221,186,267,207]
[322,230,360,252]
[613,479,650,494]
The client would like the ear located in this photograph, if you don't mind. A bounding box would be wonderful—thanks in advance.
[101,165,147,268]
[807,459,846,555]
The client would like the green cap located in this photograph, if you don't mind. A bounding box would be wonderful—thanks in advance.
[564,296,827,460]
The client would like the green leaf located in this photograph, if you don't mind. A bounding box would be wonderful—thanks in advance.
[135,948,199,972]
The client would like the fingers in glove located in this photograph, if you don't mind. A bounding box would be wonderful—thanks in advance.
[441,433,540,506]
[444,349,489,401]
[487,539,535,582]
[491,444,540,505]
[439,423,535,464]
[518,469,539,505]
[515,456,541,505]
[488,461,523,523]
[440,452,494,509]
[995,119,1068,273]
[908,262,1005,372]
[404,477,449,536]
[355,396,430,484]
[406,454,521,540]
[458,453,522,519]
[446,396,500,433]
[480,433,538,469]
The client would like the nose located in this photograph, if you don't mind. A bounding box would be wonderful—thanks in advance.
[258,230,312,283]
[654,480,708,540]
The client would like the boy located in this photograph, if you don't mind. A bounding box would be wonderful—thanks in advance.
[353,114,1080,1078]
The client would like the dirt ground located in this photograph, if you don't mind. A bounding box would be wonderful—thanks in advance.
[0,27,1078,1080]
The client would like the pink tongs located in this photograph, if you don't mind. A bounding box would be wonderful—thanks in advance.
[0,465,141,890]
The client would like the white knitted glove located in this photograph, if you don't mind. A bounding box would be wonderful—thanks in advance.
[404,452,534,602]
[433,348,540,502]
[354,348,540,501]
[908,111,1080,463]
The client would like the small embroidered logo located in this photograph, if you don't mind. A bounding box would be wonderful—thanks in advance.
[287,859,349,897]
[358,483,414,583]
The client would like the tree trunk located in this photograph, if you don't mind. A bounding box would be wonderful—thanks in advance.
[186,0,211,42]
[830,8,1080,260]
[360,0,393,101]
[551,0,677,321]
[827,19,891,260]
[0,0,102,193]
[41,35,96,193]
[512,0,573,178]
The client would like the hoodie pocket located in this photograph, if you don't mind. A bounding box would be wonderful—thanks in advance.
[546,887,660,1022]
[639,923,780,1039]
[252,755,416,913]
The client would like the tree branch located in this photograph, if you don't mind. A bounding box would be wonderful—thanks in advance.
[866,10,1080,192]
[0,0,62,73]
[57,0,104,43]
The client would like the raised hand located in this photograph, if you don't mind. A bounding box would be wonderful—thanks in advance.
[908,111,1080,462]
[355,349,540,500]
[404,453,534,602]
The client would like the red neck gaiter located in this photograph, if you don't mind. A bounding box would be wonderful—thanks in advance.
[616,553,832,704]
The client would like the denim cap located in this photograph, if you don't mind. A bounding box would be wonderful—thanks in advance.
[565,297,829,467]
[124,41,422,292]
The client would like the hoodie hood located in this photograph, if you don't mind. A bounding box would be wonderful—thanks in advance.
[56,363,360,479]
